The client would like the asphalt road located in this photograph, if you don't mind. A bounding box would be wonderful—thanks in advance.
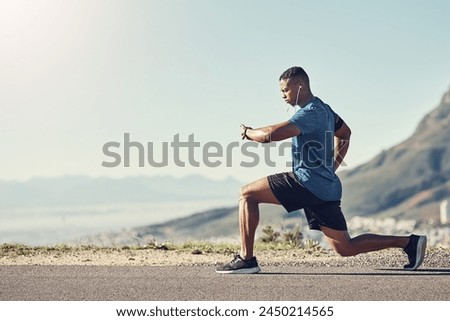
[1,265,449,301]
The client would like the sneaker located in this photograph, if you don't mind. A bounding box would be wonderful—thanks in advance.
[215,254,261,274]
[403,234,427,270]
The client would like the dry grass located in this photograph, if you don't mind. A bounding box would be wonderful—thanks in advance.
[1,242,448,269]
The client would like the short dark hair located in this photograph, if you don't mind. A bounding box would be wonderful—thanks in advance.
[279,66,309,84]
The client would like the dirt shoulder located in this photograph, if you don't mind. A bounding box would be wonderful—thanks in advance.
[1,245,448,268]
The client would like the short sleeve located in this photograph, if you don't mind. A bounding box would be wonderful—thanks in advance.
[288,106,318,135]
[334,113,344,131]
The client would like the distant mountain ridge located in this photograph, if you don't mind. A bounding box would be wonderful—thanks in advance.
[0,175,242,207]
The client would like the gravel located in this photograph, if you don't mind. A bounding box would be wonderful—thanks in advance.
[1,247,448,269]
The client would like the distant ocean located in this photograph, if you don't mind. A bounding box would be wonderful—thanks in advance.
[0,198,236,246]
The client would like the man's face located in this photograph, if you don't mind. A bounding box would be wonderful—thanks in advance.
[279,78,301,106]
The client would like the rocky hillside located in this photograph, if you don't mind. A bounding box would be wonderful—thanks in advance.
[341,86,450,220]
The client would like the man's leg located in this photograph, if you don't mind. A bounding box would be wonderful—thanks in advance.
[320,226,410,257]
[320,226,427,270]
[239,176,281,259]
[215,176,281,274]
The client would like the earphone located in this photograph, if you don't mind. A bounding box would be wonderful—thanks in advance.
[295,85,302,106]
[286,84,302,112]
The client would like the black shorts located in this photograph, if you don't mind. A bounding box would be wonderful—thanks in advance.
[268,172,348,231]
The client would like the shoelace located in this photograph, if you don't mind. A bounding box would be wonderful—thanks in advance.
[230,253,241,267]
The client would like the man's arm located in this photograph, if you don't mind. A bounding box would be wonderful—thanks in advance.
[334,120,351,171]
[241,121,301,143]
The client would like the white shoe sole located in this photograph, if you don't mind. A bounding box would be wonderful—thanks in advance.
[215,266,261,274]
[405,235,427,271]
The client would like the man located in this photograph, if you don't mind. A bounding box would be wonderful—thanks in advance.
[216,66,427,274]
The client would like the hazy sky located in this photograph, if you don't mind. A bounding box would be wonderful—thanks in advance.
[1,0,450,182]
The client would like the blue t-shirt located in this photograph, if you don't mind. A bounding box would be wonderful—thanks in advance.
[288,97,342,201]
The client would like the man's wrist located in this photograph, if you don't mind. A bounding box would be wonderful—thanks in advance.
[244,127,250,140]
[243,126,252,140]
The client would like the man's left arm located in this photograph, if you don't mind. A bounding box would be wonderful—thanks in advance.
[241,121,300,143]
[334,119,351,171]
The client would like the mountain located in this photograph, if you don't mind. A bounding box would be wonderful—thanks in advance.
[0,175,242,207]
[340,86,450,220]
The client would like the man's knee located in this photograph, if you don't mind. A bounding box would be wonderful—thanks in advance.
[322,227,355,257]
[239,184,251,199]
[332,242,355,257]
[239,177,279,205]
[239,184,257,202]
